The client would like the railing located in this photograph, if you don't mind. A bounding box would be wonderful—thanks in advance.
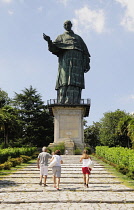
[47,98,91,106]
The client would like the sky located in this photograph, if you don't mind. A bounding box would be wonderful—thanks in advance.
[0,0,134,126]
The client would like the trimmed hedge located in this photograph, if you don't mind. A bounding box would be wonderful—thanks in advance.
[0,155,32,170]
[8,157,23,167]
[0,147,37,164]
[95,146,134,179]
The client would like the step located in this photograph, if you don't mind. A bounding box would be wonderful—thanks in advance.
[0,155,134,209]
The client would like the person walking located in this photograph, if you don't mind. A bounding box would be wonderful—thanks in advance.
[51,150,63,190]
[65,149,68,155]
[37,147,52,186]
[80,150,92,188]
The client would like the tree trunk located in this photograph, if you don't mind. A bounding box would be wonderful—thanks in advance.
[4,123,8,147]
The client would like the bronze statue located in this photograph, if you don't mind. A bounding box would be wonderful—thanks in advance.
[43,20,91,104]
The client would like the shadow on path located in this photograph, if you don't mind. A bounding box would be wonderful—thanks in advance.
[0,180,18,189]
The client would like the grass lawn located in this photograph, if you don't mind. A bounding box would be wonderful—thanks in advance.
[0,159,36,177]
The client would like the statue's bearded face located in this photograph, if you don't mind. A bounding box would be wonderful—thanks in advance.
[64,21,72,31]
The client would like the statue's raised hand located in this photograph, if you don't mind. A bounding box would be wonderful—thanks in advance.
[43,33,51,42]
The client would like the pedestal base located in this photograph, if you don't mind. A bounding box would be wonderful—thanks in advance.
[52,106,89,150]
[47,101,90,154]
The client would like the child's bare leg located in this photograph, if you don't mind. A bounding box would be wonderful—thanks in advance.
[44,175,47,185]
[83,174,86,185]
[53,175,56,187]
[57,177,60,189]
[39,175,43,184]
[86,174,89,187]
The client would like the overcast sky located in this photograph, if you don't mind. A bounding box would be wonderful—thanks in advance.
[0,0,134,125]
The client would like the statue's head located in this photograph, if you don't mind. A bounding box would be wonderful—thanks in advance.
[64,20,72,31]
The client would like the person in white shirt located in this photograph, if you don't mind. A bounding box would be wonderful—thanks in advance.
[50,150,63,190]
[65,149,68,155]
[80,150,92,188]
[37,147,52,186]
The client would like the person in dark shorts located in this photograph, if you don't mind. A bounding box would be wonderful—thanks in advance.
[80,150,92,188]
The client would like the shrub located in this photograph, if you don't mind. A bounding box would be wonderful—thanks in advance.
[3,161,13,170]
[46,147,52,154]
[20,155,31,163]
[16,157,23,165]
[0,147,37,164]
[117,165,129,175]
[0,164,4,170]
[8,157,23,167]
[31,152,39,159]
[74,148,82,155]
[127,170,134,179]
[8,158,18,167]
[95,146,134,179]
[50,142,65,155]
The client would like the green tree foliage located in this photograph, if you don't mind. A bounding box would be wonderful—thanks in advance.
[0,89,10,108]
[116,115,132,148]
[84,122,101,149]
[127,118,134,149]
[99,109,129,147]
[116,114,134,148]
[13,86,54,147]
[0,105,21,147]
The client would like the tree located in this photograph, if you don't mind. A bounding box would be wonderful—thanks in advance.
[127,118,134,149]
[0,105,21,147]
[99,109,128,147]
[13,86,54,147]
[116,116,132,148]
[84,122,101,150]
[0,89,10,108]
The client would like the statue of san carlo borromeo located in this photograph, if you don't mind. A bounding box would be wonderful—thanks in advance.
[43,20,91,104]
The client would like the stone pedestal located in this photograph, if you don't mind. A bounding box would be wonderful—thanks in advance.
[47,101,90,154]
[64,138,75,155]
[52,105,89,149]
[53,106,84,146]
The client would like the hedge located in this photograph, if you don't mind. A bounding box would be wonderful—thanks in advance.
[0,147,37,164]
[95,146,134,179]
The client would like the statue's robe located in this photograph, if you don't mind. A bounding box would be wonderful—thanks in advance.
[48,30,90,104]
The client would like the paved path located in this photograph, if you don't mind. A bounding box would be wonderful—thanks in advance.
[0,155,134,209]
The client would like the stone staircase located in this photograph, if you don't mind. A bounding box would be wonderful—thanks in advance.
[0,155,134,209]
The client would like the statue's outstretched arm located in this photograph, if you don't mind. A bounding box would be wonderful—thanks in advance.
[43,33,52,44]
[43,33,59,56]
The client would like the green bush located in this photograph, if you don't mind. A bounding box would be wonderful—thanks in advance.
[74,148,82,155]
[0,164,4,170]
[127,170,134,179]
[49,142,65,155]
[3,161,13,170]
[16,157,23,165]
[0,147,37,164]
[8,157,23,167]
[117,165,129,175]
[20,155,31,163]
[31,152,39,159]
[46,147,52,154]
[95,146,134,179]
[8,158,18,167]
